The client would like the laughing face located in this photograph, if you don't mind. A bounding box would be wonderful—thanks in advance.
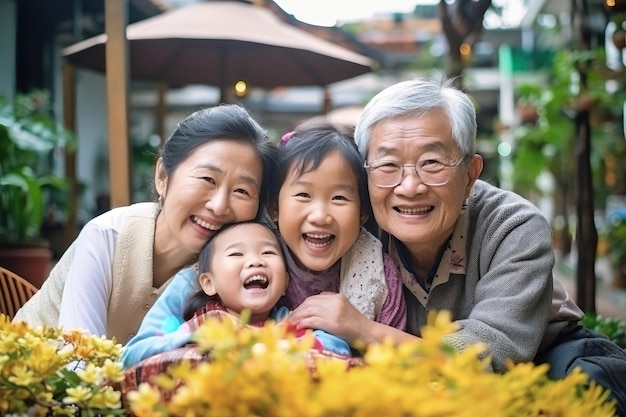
[366,110,482,260]
[155,139,264,259]
[275,149,363,272]
[198,223,288,322]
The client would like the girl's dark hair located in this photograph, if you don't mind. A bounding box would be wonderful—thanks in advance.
[183,221,284,320]
[158,104,278,214]
[272,121,371,218]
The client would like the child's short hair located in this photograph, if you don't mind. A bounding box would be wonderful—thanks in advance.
[273,121,371,218]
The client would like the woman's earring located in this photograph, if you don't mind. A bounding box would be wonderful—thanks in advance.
[158,194,164,208]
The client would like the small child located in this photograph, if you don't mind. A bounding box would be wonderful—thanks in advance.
[121,221,350,367]
[271,122,406,343]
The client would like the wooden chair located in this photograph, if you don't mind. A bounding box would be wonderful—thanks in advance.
[0,266,38,320]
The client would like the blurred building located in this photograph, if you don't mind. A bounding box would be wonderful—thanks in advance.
[1,0,581,220]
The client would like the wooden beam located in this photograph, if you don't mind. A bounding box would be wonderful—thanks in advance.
[105,0,131,207]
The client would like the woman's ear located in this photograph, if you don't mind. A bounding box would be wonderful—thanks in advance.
[268,201,279,222]
[359,211,369,227]
[154,157,168,199]
[199,272,217,296]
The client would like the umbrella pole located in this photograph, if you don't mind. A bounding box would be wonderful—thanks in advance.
[219,49,228,104]
[322,87,332,114]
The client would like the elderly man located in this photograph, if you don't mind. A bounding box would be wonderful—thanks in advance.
[289,77,626,416]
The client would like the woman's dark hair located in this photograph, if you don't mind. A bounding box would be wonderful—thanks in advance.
[158,104,278,214]
[183,221,284,320]
[272,121,371,218]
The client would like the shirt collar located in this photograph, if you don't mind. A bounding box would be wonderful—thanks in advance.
[392,201,469,293]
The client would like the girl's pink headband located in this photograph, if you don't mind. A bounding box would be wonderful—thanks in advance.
[280,131,295,145]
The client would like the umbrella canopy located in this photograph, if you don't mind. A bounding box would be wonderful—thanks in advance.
[62,1,376,92]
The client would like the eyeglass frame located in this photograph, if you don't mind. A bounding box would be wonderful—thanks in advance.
[363,156,468,188]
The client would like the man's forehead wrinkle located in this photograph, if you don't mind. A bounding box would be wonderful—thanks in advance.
[383,125,421,138]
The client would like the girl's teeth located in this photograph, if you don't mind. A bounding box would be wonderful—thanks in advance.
[308,233,330,239]
[304,234,333,248]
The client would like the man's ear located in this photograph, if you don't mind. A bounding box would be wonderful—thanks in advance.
[464,154,484,198]
[199,272,217,296]
[154,157,168,198]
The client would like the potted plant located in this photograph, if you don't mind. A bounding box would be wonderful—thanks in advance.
[0,90,75,288]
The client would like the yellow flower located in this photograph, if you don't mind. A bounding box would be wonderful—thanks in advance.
[0,334,20,353]
[101,358,125,382]
[63,386,93,404]
[251,341,268,357]
[127,383,162,407]
[88,387,121,409]
[7,364,37,386]
[126,311,617,417]
[0,314,124,416]
[76,363,102,384]
[2,311,619,417]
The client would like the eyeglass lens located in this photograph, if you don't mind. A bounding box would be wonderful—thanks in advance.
[367,159,463,188]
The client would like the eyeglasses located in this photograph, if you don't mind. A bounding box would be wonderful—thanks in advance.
[364,157,466,188]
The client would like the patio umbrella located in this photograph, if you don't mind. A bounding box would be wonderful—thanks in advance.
[62,0,376,102]
[60,0,376,232]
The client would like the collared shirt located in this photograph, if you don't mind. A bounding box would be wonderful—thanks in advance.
[392,203,469,306]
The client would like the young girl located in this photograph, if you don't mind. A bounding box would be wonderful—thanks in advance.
[122,221,351,367]
[273,122,406,345]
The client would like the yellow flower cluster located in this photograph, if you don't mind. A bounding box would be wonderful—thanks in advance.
[127,311,618,417]
[0,314,125,416]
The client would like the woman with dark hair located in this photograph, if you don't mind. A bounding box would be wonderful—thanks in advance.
[13,104,278,345]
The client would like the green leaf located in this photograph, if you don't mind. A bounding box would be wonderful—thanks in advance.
[0,90,74,242]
